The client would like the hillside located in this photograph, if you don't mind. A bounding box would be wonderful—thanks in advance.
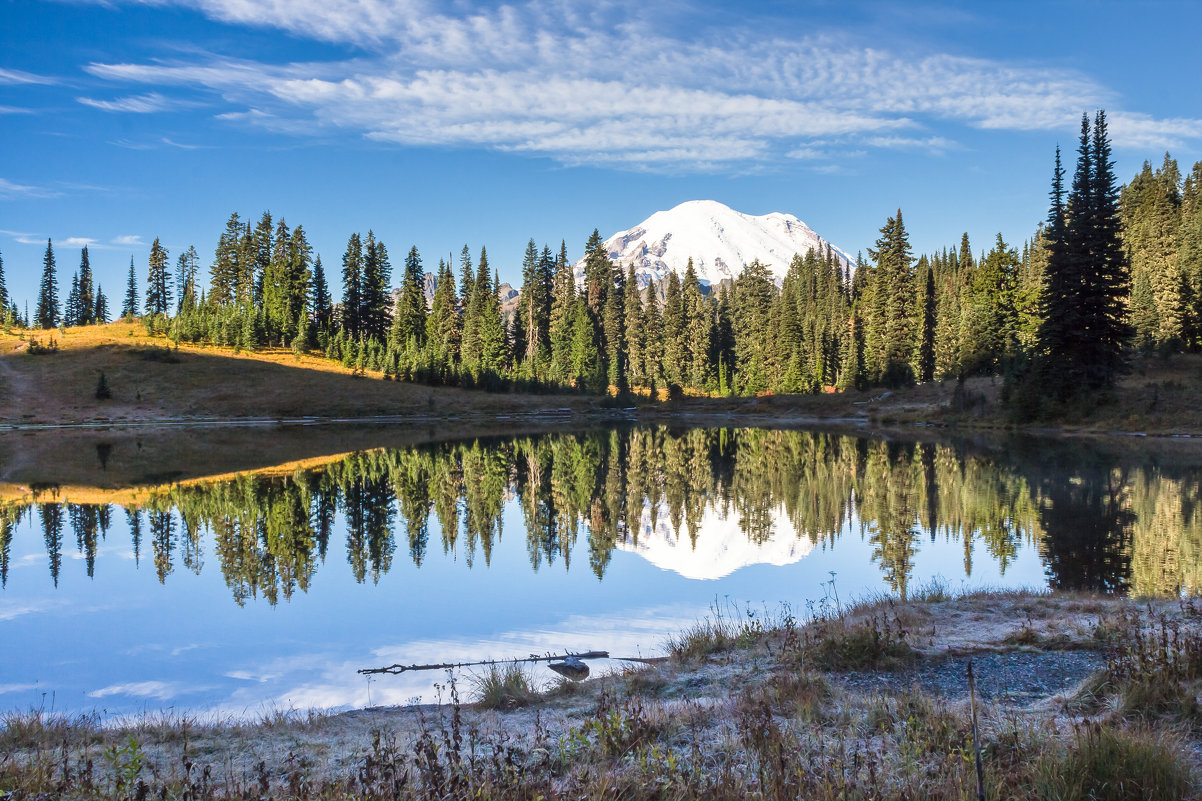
[0,323,600,428]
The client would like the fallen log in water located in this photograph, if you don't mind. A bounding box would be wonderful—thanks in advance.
[358,651,668,676]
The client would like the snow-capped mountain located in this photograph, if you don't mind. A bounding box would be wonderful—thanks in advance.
[617,501,815,581]
[575,199,853,288]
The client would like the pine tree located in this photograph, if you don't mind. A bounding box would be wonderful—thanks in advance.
[1036,111,1131,400]
[340,233,363,338]
[175,245,199,312]
[311,255,331,331]
[77,246,95,324]
[285,226,312,333]
[36,238,59,329]
[361,231,392,342]
[867,211,916,385]
[917,266,936,382]
[661,271,685,387]
[66,272,81,327]
[145,237,171,316]
[623,265,644,386]
[642,282,664,390]
[1121,154,1184,349]
[1181,160,1202,347]
[393,245,427,350]
[0,249,7,312]
[426,258,460,363]
[210,212,242,305]
[475,255,505,374]
[1082,110,1131,385]
[94,285,109,324]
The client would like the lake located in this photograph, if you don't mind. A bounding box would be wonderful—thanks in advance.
[2,425,1199,718]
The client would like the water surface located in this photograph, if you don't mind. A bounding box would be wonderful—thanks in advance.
[2,426,1199,717]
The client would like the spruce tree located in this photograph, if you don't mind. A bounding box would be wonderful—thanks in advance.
[77,246,95,324]
[175,245,199,312]
[65,272,80,327]
[0,249,7,312]
[867,211,916,386]
[360,232,392,342]
[1181,161,1202,347]
[210,212,242,305]
[394,245,427,350]
[121,256,139,320]
[642,281,664,390]
[426,258,460,363]
[311,255,331,331]
[35,238,59,329]
[94,285,109,324]
[1036,111,1131,399]
[917,266,936,382]
[144,237,171,316]
[1082,109,1131,386]
[475,254,505,374]
[623,265,644,386]
[340,233,364,338]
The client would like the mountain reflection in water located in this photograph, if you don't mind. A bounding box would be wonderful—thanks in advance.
[3,426,1202,715]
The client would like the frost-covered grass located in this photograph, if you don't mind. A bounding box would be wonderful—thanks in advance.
[3,590,1199,800]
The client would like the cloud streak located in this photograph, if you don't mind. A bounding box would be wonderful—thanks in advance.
[80,0,1202,171]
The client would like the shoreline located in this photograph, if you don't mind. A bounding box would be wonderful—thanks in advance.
[3,588,1199,798]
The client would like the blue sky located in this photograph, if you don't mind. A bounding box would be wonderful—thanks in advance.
[2,0,1200,307]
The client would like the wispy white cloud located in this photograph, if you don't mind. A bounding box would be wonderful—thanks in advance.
[0,105,34,114]
[0,599,68,621]
[0,178,60,199]
[76,91,184,113]
[866,135,963,154]
[0,67,56,85]
[78,0,1202,170]
[64,237,98,247]
[0,683,42,695]
[88,680,183,700]
[112,234,146,246]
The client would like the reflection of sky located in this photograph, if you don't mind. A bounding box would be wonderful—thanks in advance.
[0,490,1048,718]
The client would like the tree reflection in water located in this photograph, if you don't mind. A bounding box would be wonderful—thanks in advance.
[3,428,1201,602]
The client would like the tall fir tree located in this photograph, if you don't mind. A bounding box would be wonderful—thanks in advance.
[426,257,460,363]
[65,272,80,327]
[122,256,139,319]
[311,255,331,331]
[210,212,242,305]
[393,245,427,349]
[94,285,109,324]
[77,246,95,325]
[1082,109,1131,386]
[867,211,915,385]
[0,249,7,312]
[360,231,392,342]
[340,233,364,338]
[145,237,171,316]
[36,238,59,329]
[1036,112,1131,400]
[175,245,200,312]
[917,266,937,382]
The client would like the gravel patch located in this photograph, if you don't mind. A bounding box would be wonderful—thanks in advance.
[836,648,1105,704]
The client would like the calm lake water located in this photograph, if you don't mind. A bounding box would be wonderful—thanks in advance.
[2,426,1200,718]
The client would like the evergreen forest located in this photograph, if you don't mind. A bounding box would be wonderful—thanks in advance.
[6,112,1201,408]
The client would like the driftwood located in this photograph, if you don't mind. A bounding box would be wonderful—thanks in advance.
[358,651,668,676]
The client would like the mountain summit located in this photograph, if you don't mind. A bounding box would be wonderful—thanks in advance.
[577,200,853,288]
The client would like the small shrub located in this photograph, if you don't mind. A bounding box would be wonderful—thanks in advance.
[1035,722,1195,801]
[470,662,540,710]
[26,336,59,355]
[803,608,916,671]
